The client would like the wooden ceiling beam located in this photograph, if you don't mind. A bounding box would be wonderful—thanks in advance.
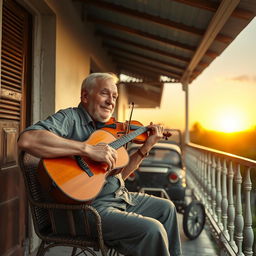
[90,0,204,35]
[122,81,163,86]
[90,17,218,57]
[104,43,185,72]
[116,58,181,79]
[113,53,182,77]
[118,65,160,80]
[118,63,162,76]
[171,0,254,20]
[89,17,196,53]
[99,32,191,64]
[181,0,240,84]
[98,1,200,32]
[81,0,231,43]
[75,0,254,20]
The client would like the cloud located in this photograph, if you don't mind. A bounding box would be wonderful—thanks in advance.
[231,75,250,82]
[228,75,256,83]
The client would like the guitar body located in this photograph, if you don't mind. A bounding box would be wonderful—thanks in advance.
[38,130,129,204]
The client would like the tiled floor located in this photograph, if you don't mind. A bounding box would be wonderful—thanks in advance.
[44,213,219,256]
[179,215,219,256]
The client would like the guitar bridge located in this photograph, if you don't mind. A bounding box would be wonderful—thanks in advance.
[74,156,94,177]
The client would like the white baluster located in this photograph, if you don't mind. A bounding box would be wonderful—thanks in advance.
[211,155,217,221]
[204,153,208,207]
[207,153,212,213]
[234,164,244,256]
[195,150,201,191]
[243,167,254,256]
[216,158,223,229]
[192,149,197,172]
[227,161,236,249]
[199,152,205,202]
[221,159,229,238]
[194,149,198,176]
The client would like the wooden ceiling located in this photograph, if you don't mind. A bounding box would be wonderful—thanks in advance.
[73,0,256,86]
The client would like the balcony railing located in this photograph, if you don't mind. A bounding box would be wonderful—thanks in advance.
[185,143,256,256]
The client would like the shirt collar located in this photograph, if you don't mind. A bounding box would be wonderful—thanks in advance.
[78,103,95,126]
[77,103,112,129]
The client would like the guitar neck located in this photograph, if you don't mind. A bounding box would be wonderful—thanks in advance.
[109,126,148,149]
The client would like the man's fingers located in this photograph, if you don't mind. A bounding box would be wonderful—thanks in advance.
[89,143,117,170]
[110,150,117,170]
[104,146,117,170]
[148,123,164,136]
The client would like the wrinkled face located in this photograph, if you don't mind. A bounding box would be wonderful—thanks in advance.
[81,78,118,122]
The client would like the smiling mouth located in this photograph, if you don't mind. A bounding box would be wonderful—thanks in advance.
[101,106,112,112]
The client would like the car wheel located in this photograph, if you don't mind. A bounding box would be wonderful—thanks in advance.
[182,201,205,240]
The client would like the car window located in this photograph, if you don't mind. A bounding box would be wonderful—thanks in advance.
[129,147,181,166]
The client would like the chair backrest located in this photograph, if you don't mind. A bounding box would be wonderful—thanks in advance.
[18,151,113,256]
[18,151,52,237]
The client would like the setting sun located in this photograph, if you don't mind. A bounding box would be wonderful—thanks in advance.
[215,109,249,133]
[219,116,244,133]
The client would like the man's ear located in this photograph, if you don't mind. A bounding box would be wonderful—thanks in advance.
[81,89,89,103]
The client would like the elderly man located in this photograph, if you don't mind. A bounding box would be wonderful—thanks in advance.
[18,72,182,256]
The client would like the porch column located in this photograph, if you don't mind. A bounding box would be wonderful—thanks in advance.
[182,82,190,144]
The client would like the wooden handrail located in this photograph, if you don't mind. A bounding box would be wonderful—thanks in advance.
[186,142,256,167]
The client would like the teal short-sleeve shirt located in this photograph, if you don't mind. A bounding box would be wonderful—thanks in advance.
[22,103,138,211]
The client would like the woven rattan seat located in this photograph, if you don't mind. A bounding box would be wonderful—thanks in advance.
[18,151,120,256]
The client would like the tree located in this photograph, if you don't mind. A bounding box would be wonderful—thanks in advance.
[191,122,203,133]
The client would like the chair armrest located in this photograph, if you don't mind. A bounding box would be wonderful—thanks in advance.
[30,199,102,223]
[31,200,90,210]
[31,200,103,232]
[30,200,105,245]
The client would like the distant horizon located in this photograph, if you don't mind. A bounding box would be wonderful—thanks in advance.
[190,121,256,133]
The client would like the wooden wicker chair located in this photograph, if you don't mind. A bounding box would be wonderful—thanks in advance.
[18,151,120,256]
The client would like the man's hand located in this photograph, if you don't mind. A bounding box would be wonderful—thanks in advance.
[121,122,164,180]
[136,122,164,157]
[85,143,117,170]
[144,122,164,148]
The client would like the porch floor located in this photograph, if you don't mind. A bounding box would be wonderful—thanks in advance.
[44,213,218,256]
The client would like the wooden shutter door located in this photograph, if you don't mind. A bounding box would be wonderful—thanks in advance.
[0,0,32,255]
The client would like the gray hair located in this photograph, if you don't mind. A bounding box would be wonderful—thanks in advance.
[81,72,118,93]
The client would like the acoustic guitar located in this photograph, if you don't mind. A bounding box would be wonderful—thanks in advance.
[38,125,149,204]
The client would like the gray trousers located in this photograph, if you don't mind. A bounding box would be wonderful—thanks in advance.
[99,194,182,256]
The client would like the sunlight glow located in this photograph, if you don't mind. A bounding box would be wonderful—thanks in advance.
[214,109,249,133]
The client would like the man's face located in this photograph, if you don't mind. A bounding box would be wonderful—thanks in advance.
[82,78,118,122]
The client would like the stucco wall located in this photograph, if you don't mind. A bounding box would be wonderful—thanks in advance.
[45,0,117,111]
[117,83,129,122]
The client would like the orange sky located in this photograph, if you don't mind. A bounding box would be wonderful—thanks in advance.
[131,18,256,133]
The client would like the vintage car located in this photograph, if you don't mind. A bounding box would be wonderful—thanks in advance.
[125,135,205,240]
